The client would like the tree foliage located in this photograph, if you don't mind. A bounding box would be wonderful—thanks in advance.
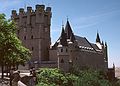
[36,68,77,86]
[36,67,114,86]
[74,69,111,86]
[0,13,31,78]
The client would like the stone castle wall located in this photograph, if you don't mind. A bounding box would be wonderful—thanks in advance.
[11,4,52,63]
[73,49,106,70]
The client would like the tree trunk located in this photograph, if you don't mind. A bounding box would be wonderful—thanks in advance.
[1,64,4,79]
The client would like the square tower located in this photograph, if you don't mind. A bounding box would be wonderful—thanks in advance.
[11,4,52,64]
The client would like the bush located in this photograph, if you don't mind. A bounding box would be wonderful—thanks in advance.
[36,68,77,86]
[74,69,111,86]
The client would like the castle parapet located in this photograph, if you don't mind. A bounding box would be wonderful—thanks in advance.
[19,8,24,14]
[11,4,52,30]
[46,7,51,12]
[11,10,17,19]
[27,6,32,13]
[36,4,45,11]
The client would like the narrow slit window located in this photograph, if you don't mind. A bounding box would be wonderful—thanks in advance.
[61,59,64,63]
[24,36,26,40]
[31,35,33,39]
[32,47,34,51]
[61,49,63,52]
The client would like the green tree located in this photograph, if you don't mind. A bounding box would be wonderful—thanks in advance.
[36,68,77,86]
[74,69,111,86]
[0,14,31,78]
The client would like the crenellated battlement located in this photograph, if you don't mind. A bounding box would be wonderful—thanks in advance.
[11,4,51,20]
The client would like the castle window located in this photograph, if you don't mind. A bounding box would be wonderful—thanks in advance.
[66,48,68,52]
[32,47,34,51]
[61,59,64,63]
[61,49,63,52]
[76,57,77,60]
[24,36,26,40]
[31,35,33,39]
[17,30,20,34]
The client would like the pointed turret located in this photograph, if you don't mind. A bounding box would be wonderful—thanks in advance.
[101,41,105,52]
[113,63,115,78]
[96,32,102,49]
[104,42,108,61]
[102,41,104,46]
[96,32,101,43]
[59,26,68,46]
[113,63,115,69]
[105,41,107,47]
[65,20,75,42]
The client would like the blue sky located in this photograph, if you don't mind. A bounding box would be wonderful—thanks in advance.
[0,0,120,67]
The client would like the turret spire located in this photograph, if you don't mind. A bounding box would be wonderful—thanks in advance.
[113,63,115,68]
[65,20,75,42]
[102,41,104,45]
[60,25,67,46]
[105,41,107,47]
[96,32,101,43]
[104,41,108,61]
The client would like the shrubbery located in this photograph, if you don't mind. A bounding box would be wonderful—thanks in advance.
[74,69,111,86]
[36,68,77,86]
[36,68,119,86]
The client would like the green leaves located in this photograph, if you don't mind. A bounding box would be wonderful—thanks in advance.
[74,69,111,86]
[36,68,77,86]
[0,13,31,66]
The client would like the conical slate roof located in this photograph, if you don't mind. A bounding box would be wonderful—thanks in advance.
[65,20,75,42]
[59,26,68,46]
[96,32,101,43]
[52,20,102,52]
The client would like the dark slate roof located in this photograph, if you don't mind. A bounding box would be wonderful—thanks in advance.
[59,27,68,46]
[75,36,91,47]
[52,35,101,51]
[75,35,100,51]
[65,21,75,42]
[51,21,101,52]
[91,43,100,50]
[52,41,59,49]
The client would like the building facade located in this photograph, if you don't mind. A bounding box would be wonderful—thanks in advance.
[50,21,108,72]
[12,4,109,72]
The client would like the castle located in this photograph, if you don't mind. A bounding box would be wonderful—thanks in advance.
[11,4,110,72]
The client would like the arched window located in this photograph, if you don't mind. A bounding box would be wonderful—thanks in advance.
[31,35,33,39]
